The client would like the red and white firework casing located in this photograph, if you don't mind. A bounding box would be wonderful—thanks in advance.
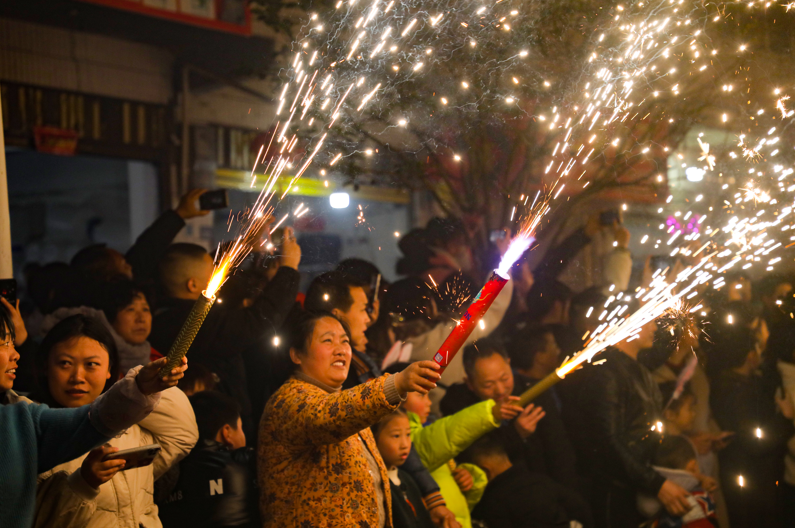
[432,271,509,374]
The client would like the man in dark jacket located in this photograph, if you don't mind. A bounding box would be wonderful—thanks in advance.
[562,318,691,528]
[440,339,577,490]
[159,391,259,528]
[149,230,301,437]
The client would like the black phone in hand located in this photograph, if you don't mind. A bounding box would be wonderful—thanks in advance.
[199,190,229,211]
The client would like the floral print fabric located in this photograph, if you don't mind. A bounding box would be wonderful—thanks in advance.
[258,374,398,527]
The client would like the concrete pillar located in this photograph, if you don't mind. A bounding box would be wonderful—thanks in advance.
[0,90,13,279]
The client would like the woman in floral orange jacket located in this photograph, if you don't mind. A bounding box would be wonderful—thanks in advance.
[258,312,442,528]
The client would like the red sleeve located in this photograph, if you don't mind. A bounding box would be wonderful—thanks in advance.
[150,347,164,363]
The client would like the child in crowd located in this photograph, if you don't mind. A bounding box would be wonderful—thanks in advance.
[461,433,593,528]
[372,410,436,528]
[660,385,722,493]
[392,362,518,528]
[638,435,718,528]
[158,391,259,528]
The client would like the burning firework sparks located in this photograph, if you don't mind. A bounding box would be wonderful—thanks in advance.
[203,0,795,385]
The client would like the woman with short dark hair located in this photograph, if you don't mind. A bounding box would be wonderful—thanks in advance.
[258,311,441,528]
[32,314,198,528]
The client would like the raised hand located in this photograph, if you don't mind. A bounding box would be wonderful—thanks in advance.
[658,480,691,516]
[428,505,462,528]
[513,404,545,439]
[136,357,187,395]
[175,189,210,220]
[452,466,474,492]
[280,227,302,270]
[492,396,524,422]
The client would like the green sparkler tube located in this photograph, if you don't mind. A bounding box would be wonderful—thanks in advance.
[158,292,216,377]
[517,370,563,407]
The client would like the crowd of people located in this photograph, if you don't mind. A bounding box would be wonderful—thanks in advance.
[2,188,795,528]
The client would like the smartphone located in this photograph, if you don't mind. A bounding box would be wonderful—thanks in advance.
[102,444,161,470]
[0,279,16,306]
[270,227,285,248]
[489,230,507,243]
[199,189,229,211]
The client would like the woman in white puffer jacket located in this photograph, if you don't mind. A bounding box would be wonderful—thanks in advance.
[32,314,198,528]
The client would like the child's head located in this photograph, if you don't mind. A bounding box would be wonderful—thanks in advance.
[459,432,512,481]
[372,409,412,469]
[654,435,698,475]
[663,385,697,434]
[385,362,432,423]
[403,391,432,423]
[190,391,246,450]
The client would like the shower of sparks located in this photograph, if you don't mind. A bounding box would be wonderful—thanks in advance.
[210,0,795,334]
[556,269,701,379]
[428,273,474,314]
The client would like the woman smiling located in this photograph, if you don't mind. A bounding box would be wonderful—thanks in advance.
[258,311,441,528]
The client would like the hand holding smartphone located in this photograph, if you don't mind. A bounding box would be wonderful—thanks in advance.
[199,189,229,211]
[102,444,161,470]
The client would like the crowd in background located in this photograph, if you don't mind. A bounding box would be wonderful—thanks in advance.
[2,187,795,528]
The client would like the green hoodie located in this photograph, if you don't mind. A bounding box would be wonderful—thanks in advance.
[407,399,498,528]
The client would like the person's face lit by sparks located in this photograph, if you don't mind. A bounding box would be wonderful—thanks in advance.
[333,286,371,352]
[467,353,514,403]
[290,316,352,389]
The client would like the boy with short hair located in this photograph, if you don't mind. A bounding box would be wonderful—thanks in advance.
[462,433,593,528]
[638,436,718,528]
[158,391,259,528]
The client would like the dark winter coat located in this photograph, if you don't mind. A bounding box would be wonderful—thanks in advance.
[390,469,436,528]
[158,440,259,528]
[440,372,579,489]
[562,348,666,495]
[471,465,592,528]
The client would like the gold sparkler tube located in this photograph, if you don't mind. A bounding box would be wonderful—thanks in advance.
[158,292,216,377]
[517,370,563,407]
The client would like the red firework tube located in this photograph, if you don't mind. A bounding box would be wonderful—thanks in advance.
[432,272,509,374]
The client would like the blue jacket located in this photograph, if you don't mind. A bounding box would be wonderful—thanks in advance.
[0,402,108,528]
[0,365,161,528]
